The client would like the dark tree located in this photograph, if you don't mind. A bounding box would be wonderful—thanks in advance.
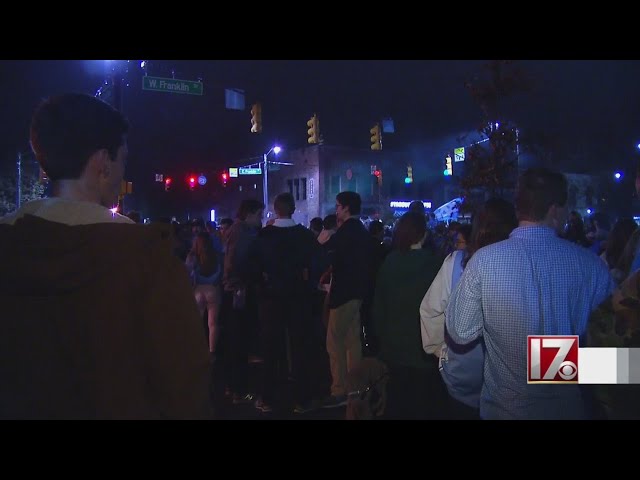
[459,61,533,209]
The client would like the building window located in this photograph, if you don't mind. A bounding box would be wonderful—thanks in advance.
[302,178,307,200]
[294,178,300,201]
[347,175,356,193]
[331,175,340,195]
[287,179,293,196]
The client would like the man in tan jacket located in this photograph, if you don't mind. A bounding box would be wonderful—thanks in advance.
[0,93,212,419]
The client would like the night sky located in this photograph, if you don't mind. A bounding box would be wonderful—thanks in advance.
[2,60,640,206]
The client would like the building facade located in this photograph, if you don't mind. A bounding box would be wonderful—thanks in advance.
[266,145,433,226]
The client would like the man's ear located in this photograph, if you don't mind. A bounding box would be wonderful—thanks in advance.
[90,149,111,178]
[548,204,564,225]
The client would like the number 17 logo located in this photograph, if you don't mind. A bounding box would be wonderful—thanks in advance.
[527,336,579,384]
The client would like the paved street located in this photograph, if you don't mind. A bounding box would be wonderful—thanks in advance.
[211,357,346,420]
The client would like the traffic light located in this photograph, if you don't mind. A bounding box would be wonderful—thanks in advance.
[307,114,319,144]
[118,180,132,204]
[164,177,172,192]
[370,123,382,150]
[405,165,413,184]
[188,176,196,191]
[250,102,262,133]
[444,155,453,176]
[119,180,133,196]
[373,169,382,186]
[222,171,228,187]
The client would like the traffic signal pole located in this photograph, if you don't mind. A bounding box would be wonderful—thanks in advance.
[263,152,269,211]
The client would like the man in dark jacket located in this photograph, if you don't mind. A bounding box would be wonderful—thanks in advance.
[249,192,324,414]
[221,198,264,404]
[321,191,373,407]
[0,93,211,419]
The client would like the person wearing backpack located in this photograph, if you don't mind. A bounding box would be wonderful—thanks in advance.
[186,231,222,358]
[420,198,518,419]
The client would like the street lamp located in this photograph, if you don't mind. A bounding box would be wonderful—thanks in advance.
[263,145,282,214]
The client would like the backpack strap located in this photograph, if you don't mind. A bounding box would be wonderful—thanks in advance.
[451,250,464,291]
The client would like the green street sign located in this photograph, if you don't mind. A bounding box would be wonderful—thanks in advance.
[142,76,203,96]
[239,167,262,175]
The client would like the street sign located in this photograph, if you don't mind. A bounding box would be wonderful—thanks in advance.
[229,168,238,178]
[239,167,262,175]
[454,147,465,162]
[142,76,203,96]
[155,174,164,182]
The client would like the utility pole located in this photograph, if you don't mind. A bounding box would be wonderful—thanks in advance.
[262,153,269,211]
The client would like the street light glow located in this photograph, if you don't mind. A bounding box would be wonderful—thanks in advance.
[614,172,622,180]
[273,146,282,155]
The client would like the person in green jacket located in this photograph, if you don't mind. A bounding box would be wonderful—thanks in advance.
[373,211,446,419]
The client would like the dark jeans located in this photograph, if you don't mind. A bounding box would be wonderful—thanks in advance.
[259,295,314,407]
[221,290,250,396]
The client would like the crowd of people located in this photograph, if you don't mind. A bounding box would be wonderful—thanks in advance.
[1,92,639,420]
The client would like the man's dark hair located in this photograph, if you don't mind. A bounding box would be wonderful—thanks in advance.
[274,192,295,217]
[236,199,265,220]
[515,168,568,222]
[30,93,129,181]
[336,191,361,216]
[310,217,324,233]
[392,211,427,251]
[323,214,337,230]
[219,217,233,228]
[408,200,425,214]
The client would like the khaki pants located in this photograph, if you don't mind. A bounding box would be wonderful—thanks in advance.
[326,299,363,397]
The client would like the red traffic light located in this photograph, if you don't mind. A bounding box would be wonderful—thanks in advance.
[165,177,172,185]
[222,173,228,181]
[373,170,381,177]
